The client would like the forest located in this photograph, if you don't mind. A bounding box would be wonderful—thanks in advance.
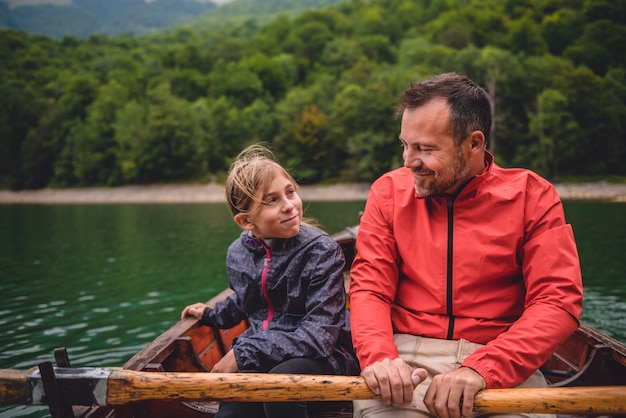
[1,0,625,190]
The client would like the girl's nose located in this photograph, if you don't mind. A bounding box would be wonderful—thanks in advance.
[281,196,295,210]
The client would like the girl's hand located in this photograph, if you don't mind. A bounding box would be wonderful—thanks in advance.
[181,302,207,320]
[211,349,238,373]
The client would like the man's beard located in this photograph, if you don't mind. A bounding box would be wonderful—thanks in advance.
[413,147,469,197]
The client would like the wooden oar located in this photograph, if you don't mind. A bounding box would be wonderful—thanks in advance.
[472,386,626,415]
[1,367,624,415]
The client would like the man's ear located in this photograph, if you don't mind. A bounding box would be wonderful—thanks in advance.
[468,130,485,152]
[234,213,254,230]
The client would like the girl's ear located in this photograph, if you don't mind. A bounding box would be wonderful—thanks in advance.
[234,213,254,230]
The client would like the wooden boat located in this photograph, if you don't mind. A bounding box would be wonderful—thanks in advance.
[2,226,626,417]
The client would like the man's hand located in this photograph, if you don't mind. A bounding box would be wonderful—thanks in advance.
[423,366,485,418]
[361,358,428,406]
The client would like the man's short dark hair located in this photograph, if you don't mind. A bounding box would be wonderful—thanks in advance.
[395,72,492,146]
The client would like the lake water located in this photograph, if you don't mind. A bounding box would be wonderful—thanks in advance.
[0,200,624,417]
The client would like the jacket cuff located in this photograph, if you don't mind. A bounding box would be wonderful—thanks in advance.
[199,307,212,326]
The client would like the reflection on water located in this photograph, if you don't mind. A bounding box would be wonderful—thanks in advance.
[0,200,623,417]
[582,288,626,340]
[563,200,626,340]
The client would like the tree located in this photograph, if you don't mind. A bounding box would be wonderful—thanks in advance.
[554,66,619,175]
[67,80,129,186]
[208,38,248,63]
[353,5,402,42]
[242,53,292,99]
[540,8,582,55]
[51,71,101,187]
[563,20,626,75]
[207,61,263,107]
[425,9,473,49]
[320,38,363,75]
[137,84,203,182]
[273,82,339,182]
[168,68,208,102]
[506,17,548,56]
[0,80,39,189]
[291,20,334,66]
[402,36,454,74]
[330,81,398,181]
[526,88,581,179]
[475,47,522,156]
[239,99,276,147]
[290,104,328,182]
[199,96,248,173]
[113,100,149,183]
[358,35,396,63]
[601,68,626,174]
[162,44,202,70]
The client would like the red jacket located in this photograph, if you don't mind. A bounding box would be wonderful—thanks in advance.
[350,153,583,388]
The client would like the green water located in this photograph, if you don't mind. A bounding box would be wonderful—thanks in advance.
[0,200,624,417]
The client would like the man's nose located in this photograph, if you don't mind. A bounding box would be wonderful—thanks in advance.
[404,149,422,168]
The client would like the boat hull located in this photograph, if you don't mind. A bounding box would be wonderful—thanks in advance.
[43,227,626,417]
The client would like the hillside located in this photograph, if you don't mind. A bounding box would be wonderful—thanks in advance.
[0,0,348,38]
[0,0,220,38]
[1,0,625,190]
[182,0,350,32]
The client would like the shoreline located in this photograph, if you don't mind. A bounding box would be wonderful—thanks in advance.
[0,182,625,204]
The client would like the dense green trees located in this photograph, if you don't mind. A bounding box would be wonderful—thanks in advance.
[1,0,625,190]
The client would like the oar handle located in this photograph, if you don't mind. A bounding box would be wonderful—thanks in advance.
[0,369,33,404]
[107,371,374,404]
[2,367,625,415]
[473,386,626,415]
[110,371,626,414]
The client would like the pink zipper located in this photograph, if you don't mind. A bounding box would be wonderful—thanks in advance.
[260,244,273,330]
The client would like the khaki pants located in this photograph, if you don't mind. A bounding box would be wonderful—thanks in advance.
[354,334,553,418]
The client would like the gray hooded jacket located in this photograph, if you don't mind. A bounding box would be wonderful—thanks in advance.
[201,224,359,375]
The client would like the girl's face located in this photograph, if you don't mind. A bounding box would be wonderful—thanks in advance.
[235,172,303,241]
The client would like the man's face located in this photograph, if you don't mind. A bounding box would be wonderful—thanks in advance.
[399,98,471,197]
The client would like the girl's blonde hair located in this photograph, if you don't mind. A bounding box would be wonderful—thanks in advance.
[225,144,299,217]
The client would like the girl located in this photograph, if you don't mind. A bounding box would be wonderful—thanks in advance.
[181,144,358,418]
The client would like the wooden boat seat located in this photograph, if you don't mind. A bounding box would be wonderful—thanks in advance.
[125,322,355,418]
[541,323,626,387]
[545,344,626,387]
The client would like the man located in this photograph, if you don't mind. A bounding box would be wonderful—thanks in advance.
[349,72,583,418]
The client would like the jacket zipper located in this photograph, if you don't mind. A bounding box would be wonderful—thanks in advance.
[444,176,476,340]
[446,198,455,339]
[260,243,273,330]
